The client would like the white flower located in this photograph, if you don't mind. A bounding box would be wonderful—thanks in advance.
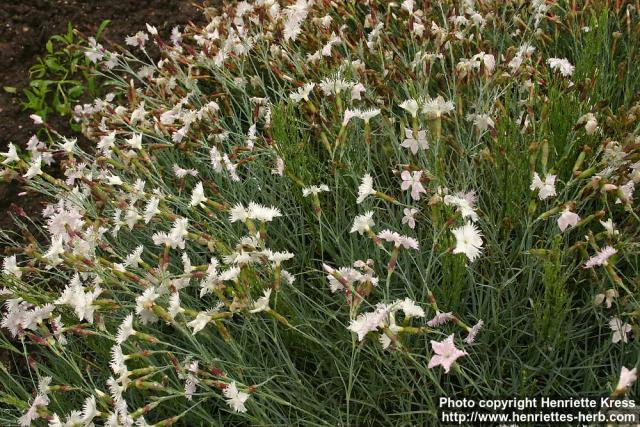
[249,289,272,313]
[290,83,315,103]
[423,96,455,118]
[594,289,618,309]
[1,143,19,165]
[350,82,366,101]
[30,114,43,124]
[125,31,149,49]
[342,109,358,126]
[190,182,207,207]
[557,208,580,231]
[283,0,311,41]
[152,218,189,249]
[135,287,159,324]
[379,334,392,349]
[187,308,220,334]
[600,218,619,236]
[23,155,43,179]
[97,132,116,154]
[116,314,136,344]
[348,306,388,341]
[145,23,158,36]
[443,192,478,222]
[229,204,250,223]
[173,164,198,178]
[272,156,285,176]
[578,113,598,135]
[616,180,634,204]
[400,170,426,200]
[43,236,65,265]
[127,133,143,150]
[399,99,420,117]
[143,197,160,223]
[350,211,375,234]
[319,77,353,96]
[356,174,376,204]
[110,345,127,375]
[18,393,49,426]
[584,246,617,269]
[467,113,495,131]
[358,108,380,123]
[223,382,250,413]
[452,222,483,262]
[615,367,637,392]
[609,317,631,344]
[469,52,494,72]
[401,208,418,229]
[168,293,185,319]
[82,396,100,424]
[547,57,575,76]
[3,255,21,278]
[302,184,329,197]
[401,0,414,13]
[530,172,557,200]
[248,202,282,222]
[123,245,144,269]
[398,298,425,318]
[55,274,102,323]
[401,128,429,154]
[61,137,77,153]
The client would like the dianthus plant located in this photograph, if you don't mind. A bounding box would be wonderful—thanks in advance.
[1,0,639,425]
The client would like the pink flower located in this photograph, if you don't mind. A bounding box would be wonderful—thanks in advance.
[402,208,418,229]
[584,246,617,269]
[610,317,631,344]
[427,311,454,327]
[557,208,580,232]
[377,229,419,250]
[615,367,637,392]
[428,334,467,373]
[401,128,428,154]
[464,320,484,344]
[401,170,426,201]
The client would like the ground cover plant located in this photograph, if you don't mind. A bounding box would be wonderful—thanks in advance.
[1,0,639,425]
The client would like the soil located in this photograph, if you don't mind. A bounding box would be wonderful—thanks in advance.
[0,0,210,237]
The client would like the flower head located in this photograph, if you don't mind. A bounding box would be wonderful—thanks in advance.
[1,143,19,165]
[402,208,418,229]
[302,184,330,197]
[356,174,376,204]
[451,222,483,262]
[584,246,617,269]
[609,317,631,344]
[423,96,455,118]
[249,289,272,313]
[615,367,637,393]
[399,99,420,117]
[547,57,575,76]
[557,208,580,232]
[223,382,250,413]
[401,128,429,154]
[377,229,419,250]
[351,211,375,234]
[530,172,557,200]
[190,182,207,207]
[427,334,468,373]
[400,170,426,200]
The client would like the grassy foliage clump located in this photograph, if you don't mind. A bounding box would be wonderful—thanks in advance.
[1,1,639,425]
